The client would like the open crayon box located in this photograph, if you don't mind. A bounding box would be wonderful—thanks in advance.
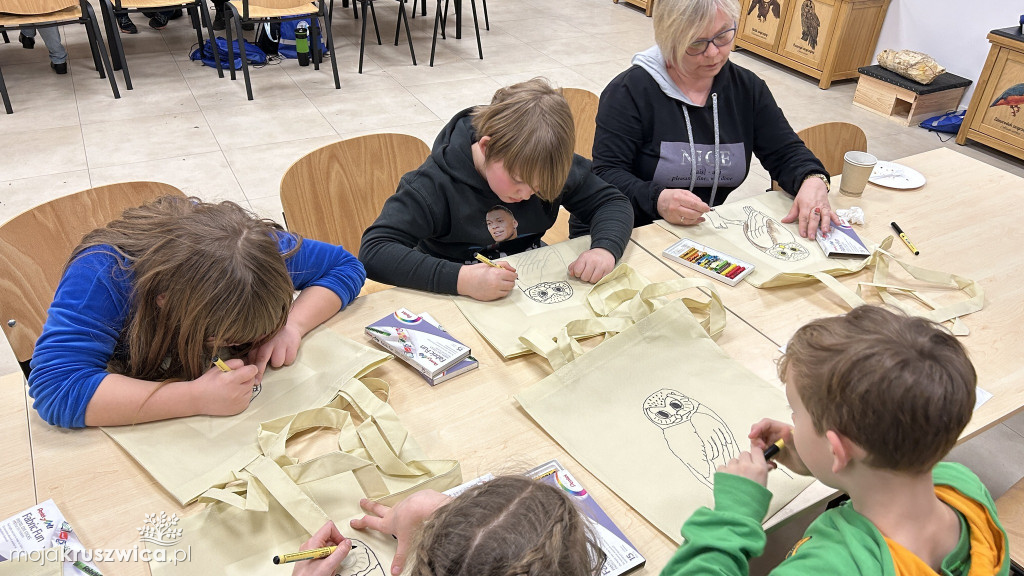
[662,238,755,287]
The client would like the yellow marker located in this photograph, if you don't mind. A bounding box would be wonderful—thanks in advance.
[272,544,355,565]
[212,357,232,372]
[890,221,919,255]
[763,438,785,461]
[474,253,502,268]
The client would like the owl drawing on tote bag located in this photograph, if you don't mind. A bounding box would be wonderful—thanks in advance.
[644,388,739,490]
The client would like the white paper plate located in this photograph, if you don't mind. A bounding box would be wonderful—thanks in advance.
[869,161,926,189]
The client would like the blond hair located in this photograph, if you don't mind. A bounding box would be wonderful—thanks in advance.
[71,196,296,382]
[654,0,740,68]
[779,306,976,473]
[410,476,606,576]
[471,78,575,202]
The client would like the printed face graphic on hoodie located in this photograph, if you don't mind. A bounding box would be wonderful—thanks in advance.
[486,206,518,243]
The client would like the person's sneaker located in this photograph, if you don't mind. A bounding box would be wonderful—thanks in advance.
[212,8,225,31]
[149,12,170,29]
[117,14,139,34]
[50,62,68,75]
[168,8,183,19]
[18,32,35,49]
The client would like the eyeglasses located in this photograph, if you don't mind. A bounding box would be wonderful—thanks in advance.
[685,25,737,56]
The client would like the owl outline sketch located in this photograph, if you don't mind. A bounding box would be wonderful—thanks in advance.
[643,388,739,490]
[707,205,809,262]
[333,539,386,576]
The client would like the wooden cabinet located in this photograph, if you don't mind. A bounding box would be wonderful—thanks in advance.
[736,0,889,89]
[956,28,1024,161]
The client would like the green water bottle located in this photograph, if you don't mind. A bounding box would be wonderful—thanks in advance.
[295,23,309,66]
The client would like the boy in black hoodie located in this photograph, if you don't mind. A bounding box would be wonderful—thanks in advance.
[359,79,633,301]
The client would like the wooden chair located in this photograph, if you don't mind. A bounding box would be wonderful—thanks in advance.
[0,182,186,376]
[540,88,599,246]
[224,0,339,100]
[562,87,599,160]
[771,121,867,190]
[280,134,430,254]
[99,0,222,90]
[280,134,430,295]
[995,476,1024,574]
[0,0,120,114]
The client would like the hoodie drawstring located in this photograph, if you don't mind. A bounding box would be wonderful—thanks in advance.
[680,93,722,208]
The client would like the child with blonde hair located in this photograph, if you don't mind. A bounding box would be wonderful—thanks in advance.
[292,475,606,576]
[662,306,1009,575]
[29,196,365,428]
[359,78,633,301]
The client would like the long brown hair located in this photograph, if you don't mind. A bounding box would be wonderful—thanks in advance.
[70,196,297,382]
[410,475,606,576]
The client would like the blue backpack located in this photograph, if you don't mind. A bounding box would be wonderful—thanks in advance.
[919,110,965,134]
[189,37,267,70]
[255,18,327,59]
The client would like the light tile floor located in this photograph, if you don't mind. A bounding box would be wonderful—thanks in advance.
[1,0,1022,501]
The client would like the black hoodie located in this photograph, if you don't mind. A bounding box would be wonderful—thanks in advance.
[359,108,633,295]
[581,47,828,231]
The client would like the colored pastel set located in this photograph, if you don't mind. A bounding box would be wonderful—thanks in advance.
[662,238,756,287]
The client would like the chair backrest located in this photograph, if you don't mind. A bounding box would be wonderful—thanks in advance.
[0,0,77,15]
[562,87,599,160]
[796,121,868,177]
[0,182,187,366]
[280,134,431,256]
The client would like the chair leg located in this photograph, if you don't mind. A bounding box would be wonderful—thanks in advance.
[397,0,415,64]
[225,7,236,80]
[0,65,13,114]
[441,0,448,38]
[352,0,358,19]
[421,0,426,16]
[230,6,252,99]
[83,18,105,74]
[369,1,381,45]
[99,1,122,72]
[84,3,122,99]
[429,0,441,66]
[197,0,223,77]
[319,8,341,89]
[358,0,368,73]
[1,30,9,44]
[481,0,487,30]
[469,0,481,60]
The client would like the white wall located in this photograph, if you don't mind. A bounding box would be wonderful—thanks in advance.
[874,0,1023,106]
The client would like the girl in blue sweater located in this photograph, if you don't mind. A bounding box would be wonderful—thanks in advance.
[29,197,365,428]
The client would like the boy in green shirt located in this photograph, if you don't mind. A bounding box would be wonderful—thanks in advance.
[662,305,1009,576]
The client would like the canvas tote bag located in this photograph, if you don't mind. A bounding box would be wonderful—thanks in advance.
[657,191,983,335]
[151,377,461,576]
[518,263,726,370]
[102,327,392,505]
[515,299,814,543]
[455,236,726,360]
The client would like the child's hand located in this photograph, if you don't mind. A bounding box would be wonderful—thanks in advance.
[291,521,352,576]
[748,418,810,476]
[719,448,770,487]
[249,322,302,383]
[193,359,258,416]
[568,248,615,283]
[350,490,452,576]
[457,262,518,301]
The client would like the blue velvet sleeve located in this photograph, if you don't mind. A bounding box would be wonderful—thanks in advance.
[28,249,132,429]
[278,233,365,307]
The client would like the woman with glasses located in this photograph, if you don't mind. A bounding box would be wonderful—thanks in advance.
[583,0,837,240]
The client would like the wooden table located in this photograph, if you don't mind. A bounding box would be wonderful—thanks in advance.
[8,148,1023,575]
[11,240,783,575]
[632,147,1024,442]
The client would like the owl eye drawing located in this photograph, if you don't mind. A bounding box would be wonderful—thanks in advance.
[524,281,573,304]
[334,539,385,576]
[643,388,739,490]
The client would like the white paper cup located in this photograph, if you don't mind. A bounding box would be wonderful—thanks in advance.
[839,151,877,197]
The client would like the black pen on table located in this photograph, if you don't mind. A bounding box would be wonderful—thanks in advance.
[890,221,919,256]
